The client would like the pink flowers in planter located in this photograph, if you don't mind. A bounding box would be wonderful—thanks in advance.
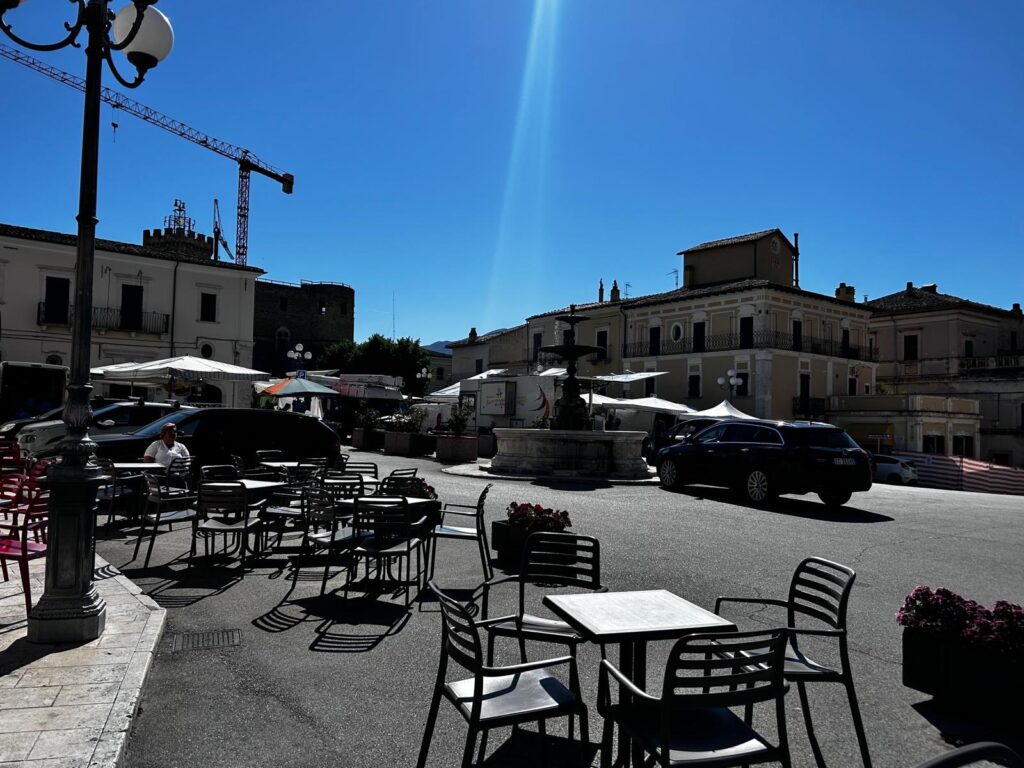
[897,585,1024,657]
[505,502,572,533]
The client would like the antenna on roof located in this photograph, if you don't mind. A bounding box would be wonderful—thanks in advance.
[624,282,632,298]
[667,268,679,288]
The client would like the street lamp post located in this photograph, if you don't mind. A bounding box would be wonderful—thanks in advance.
[717,368,743,403]
[286,343,313,375]
[2,0,173,643]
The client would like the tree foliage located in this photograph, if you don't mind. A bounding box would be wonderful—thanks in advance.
[321,334,431,395]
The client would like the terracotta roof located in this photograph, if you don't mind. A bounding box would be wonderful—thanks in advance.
[866,285,1018,318]
[447,323,527,349]
[526,297,633,320]
[0,223,265,274]
[678,228,792,255]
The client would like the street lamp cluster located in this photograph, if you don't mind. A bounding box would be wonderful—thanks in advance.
[286,343,313,370]
[2,0,173,643]
[717,369,743,402]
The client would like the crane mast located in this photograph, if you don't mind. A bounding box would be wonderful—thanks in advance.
[1,42,293,266]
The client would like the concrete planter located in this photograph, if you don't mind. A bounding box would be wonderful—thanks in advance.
[351,427,385,451]
[436,435,478,464]
[902,629,1023,704]
[384,431,434,456]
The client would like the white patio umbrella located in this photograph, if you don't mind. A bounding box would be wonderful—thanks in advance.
[692,400,757,419]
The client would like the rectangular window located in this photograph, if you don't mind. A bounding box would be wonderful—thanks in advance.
[964,339,974,357]
[736,372,750,397]
[841,328,850,356]
[319,299,327,316]
[848,377,857,396]
[279,297,288,311]
[596,329,608,359]
[435,367,444,381]
[799,373,811,411]
[43,276,70,324]
[474,358,484,374]
[200,292,217,323]
[952,435,974,458]
[863,383,871,395]
[903,334,919,361]
[120,284,143,330]
[645,375,656,396]
[532,332,543,362]
[687,374,701,398]
[923,434,945,455]
[739,316,753,348]
[792,319,803,352]
[692,322,706,353]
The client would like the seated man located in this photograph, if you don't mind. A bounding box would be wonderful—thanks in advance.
[143,422,190,468]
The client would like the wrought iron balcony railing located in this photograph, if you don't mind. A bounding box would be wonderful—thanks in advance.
[623,330,875,361]
[37,302,170,334]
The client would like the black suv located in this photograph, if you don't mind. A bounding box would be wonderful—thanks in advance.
[656,419,872,507]
[643,417,722,464]
[92,408,341,467]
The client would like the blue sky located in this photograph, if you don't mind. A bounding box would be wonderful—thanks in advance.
[3,1,1022,345]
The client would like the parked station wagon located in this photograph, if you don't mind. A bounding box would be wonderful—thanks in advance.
[656,419,872,507]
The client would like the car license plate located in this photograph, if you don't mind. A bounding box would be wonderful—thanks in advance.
[834,457,855,465]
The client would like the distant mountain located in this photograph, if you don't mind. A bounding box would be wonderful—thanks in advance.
[425,341,454,355]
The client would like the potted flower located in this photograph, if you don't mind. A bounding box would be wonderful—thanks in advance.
[351,404,384,451]
[436,403,478,464]
[491,501,572,568]
[897,585,1024,704]
[384,409,428,456]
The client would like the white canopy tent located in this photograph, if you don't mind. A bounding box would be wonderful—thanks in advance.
[689,400,758,419]
[90,355,268,382]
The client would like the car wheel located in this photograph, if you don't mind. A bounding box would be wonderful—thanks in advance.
[743,468,772,505]
[887,473,903,485]
[658,459,680,490]
[819,490,853,507]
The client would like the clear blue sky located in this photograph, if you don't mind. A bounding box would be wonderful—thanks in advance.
[3,1,1022,346]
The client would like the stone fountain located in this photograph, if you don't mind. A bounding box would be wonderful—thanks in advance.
[488,306,649,479]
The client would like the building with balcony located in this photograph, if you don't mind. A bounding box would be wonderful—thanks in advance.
[0,208,263,406]
[252,279,355,376]
[447,324,528,381]
[866,282,1024,465]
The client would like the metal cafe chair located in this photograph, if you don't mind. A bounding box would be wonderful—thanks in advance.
[417,581,589,768]
[481,531,605,665]
[427,483,493,583]
[715,557,872,768]
[132,473,199,568]
[300,483,363,594]
[598,628,791,768]
[344,496,424,606]
[191,481,265,574]
[388,467,418,479]
[912,743,1022,768]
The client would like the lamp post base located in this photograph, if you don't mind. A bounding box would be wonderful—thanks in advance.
[27,587,106,644]
[27,467,107,644]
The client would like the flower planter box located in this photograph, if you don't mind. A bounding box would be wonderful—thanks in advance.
[352,427,385,451]
[436,435,478,464]
[902,629,1024,704]
[383,431,434,456]
[490,520,577,571]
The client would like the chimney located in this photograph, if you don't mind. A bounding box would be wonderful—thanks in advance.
[609,280,620,302]
[834,282,856,302]
[906,281,914,291]
[921,283,938,294]
[1012,303,1022,316]
[793,232,800,288]
[468,327,477,343]
[598,279,604,303]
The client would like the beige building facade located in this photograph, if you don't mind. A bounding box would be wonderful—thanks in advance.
[0,221,263,406]
[448,324,529,381]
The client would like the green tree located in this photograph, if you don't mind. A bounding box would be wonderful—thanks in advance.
[321,335,430,395]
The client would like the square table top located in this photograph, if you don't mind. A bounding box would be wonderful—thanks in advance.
[203,479,285,491]
[333,496,437,510]
[113,462,167,471]
[259,461,300,469]
[543,589,735,644]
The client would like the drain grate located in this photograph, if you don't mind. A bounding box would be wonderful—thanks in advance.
[171,629,242,653]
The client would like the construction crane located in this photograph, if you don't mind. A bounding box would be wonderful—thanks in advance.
[0,42,293,266]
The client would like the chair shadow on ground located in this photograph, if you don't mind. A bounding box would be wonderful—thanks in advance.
[118,557,244,609]
[913,698,1024,756]
[475,727,599,767]
[663,485,894,523]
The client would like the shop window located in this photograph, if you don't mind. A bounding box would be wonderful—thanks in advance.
[687,374,701,398]
[922,434,945,454]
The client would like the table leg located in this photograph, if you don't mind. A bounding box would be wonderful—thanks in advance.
[615,640,634,768]
[630,641,648,768]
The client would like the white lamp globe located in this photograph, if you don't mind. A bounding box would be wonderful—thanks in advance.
[716,376,726,386]
[286,350,296,359]
[294,343,304,352]
[114,4,174,70]
[304,351,312,360]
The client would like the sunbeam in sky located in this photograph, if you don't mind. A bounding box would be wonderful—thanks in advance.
[483,0,561,330]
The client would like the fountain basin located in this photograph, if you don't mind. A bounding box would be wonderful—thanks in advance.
[488,428,650,479]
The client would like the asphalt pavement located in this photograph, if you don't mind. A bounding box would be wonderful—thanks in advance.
[94,453,1024,768]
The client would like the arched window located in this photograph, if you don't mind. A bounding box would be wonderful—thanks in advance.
[45,354,63,366]
[275,327,291,353]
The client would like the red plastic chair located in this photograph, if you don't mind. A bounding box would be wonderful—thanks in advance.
[0,488,49,615]
[0,440,23,475]
[0,473,27,517]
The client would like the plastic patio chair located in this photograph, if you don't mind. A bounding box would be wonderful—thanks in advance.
[132,473,199,568]
[598,628,792,768]
[0,488,49,614]
[427,483,493,583]
[715,557,872,768]
[191,481,265,573]
[417,580,589,768]
[481,531,605,665]
[912,743,1022,768]
[344,496,424,606]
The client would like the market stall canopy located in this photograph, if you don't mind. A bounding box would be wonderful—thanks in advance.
[91,355,268,382]
[262,378,338,397]
[583,392,622,407]
[591,371,668,383]
[607,396,696,415]
[425,382,461,403]
[691,400,757,419]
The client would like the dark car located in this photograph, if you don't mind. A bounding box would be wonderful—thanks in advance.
[92,408,342,468]
[0,405,65,441]
[656,419,872,507]
[643,417,722,464]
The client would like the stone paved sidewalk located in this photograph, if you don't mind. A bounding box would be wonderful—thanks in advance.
[0,556,166,767]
